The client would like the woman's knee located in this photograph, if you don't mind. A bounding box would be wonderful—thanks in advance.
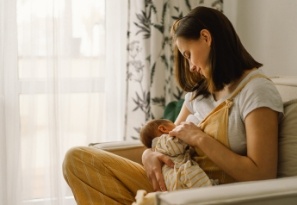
[63,147,95,176]
[63,147,82,175]
[62,146,108,175]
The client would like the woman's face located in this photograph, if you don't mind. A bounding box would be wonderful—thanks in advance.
[175,32,211,78]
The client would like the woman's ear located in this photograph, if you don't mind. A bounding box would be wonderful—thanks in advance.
[200,29,212,46]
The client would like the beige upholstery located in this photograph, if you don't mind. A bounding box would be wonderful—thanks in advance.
[89,141,145,164]
[278,99,297,177]
[90,76,297,205]
[158,176,297,205]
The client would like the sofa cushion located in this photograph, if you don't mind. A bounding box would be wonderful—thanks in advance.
[278,99,297,177]
[89,141,145,164]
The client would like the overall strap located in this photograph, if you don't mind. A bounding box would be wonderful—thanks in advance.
[228,74,270,100]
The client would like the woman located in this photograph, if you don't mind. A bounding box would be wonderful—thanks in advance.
[63,6,283,205]
[143,6,284,192]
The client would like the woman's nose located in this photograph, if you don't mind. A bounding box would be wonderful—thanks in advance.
[189,63,196,72]
[187,59,196,72]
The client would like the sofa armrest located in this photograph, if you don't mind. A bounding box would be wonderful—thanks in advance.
[89,141,145,164]
[157,176,297,205]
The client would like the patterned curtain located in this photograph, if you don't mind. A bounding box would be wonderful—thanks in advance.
[125,0,223,140]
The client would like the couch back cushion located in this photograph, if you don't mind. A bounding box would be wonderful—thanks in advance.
[278,99,297,177]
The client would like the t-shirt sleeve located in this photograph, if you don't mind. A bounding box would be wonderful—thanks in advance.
[238,78,284,120]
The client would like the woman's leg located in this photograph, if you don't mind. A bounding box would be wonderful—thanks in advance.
[62,146,153,205]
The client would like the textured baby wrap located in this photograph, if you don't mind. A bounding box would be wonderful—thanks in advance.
[152,135,213,191]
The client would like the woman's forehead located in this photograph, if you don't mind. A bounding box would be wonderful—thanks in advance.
[175,37,188,52]
[175,37,199,53]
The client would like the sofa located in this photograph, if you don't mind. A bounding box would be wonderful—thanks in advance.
[89,76,297,205]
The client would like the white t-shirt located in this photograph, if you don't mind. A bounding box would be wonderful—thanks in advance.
[184,69,284,155]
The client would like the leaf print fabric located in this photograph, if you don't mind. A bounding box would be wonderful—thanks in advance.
[125,0,223,140]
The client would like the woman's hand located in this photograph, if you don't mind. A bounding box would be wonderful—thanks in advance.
[169,122,205,147]
[142,149,174,192]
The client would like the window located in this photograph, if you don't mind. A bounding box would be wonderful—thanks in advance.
[15,0,127,203]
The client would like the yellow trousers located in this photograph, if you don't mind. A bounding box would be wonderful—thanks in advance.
[62,147,154,205]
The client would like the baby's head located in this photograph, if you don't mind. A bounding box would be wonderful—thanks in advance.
[140,119,176,148]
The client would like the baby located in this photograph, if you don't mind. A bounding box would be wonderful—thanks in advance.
[140,119,213,191]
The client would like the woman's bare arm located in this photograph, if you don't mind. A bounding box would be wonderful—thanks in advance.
[170,107,279,181]
[174,102,191,125]
[142,149,174,191]
[141,102,189,191]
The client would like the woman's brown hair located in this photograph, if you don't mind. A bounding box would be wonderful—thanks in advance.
[171,6,262,99]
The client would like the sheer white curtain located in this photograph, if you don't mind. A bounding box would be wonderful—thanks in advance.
[0,0,127,204]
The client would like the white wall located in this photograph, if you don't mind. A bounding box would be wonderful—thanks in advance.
[224,0,297,77]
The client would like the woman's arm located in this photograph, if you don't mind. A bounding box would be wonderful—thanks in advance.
[142,149,174,191]
[174,102,191,125]
[141,102,190,191]
[169,107,279,182]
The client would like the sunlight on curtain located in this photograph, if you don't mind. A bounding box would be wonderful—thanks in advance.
[0,0,127,204]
